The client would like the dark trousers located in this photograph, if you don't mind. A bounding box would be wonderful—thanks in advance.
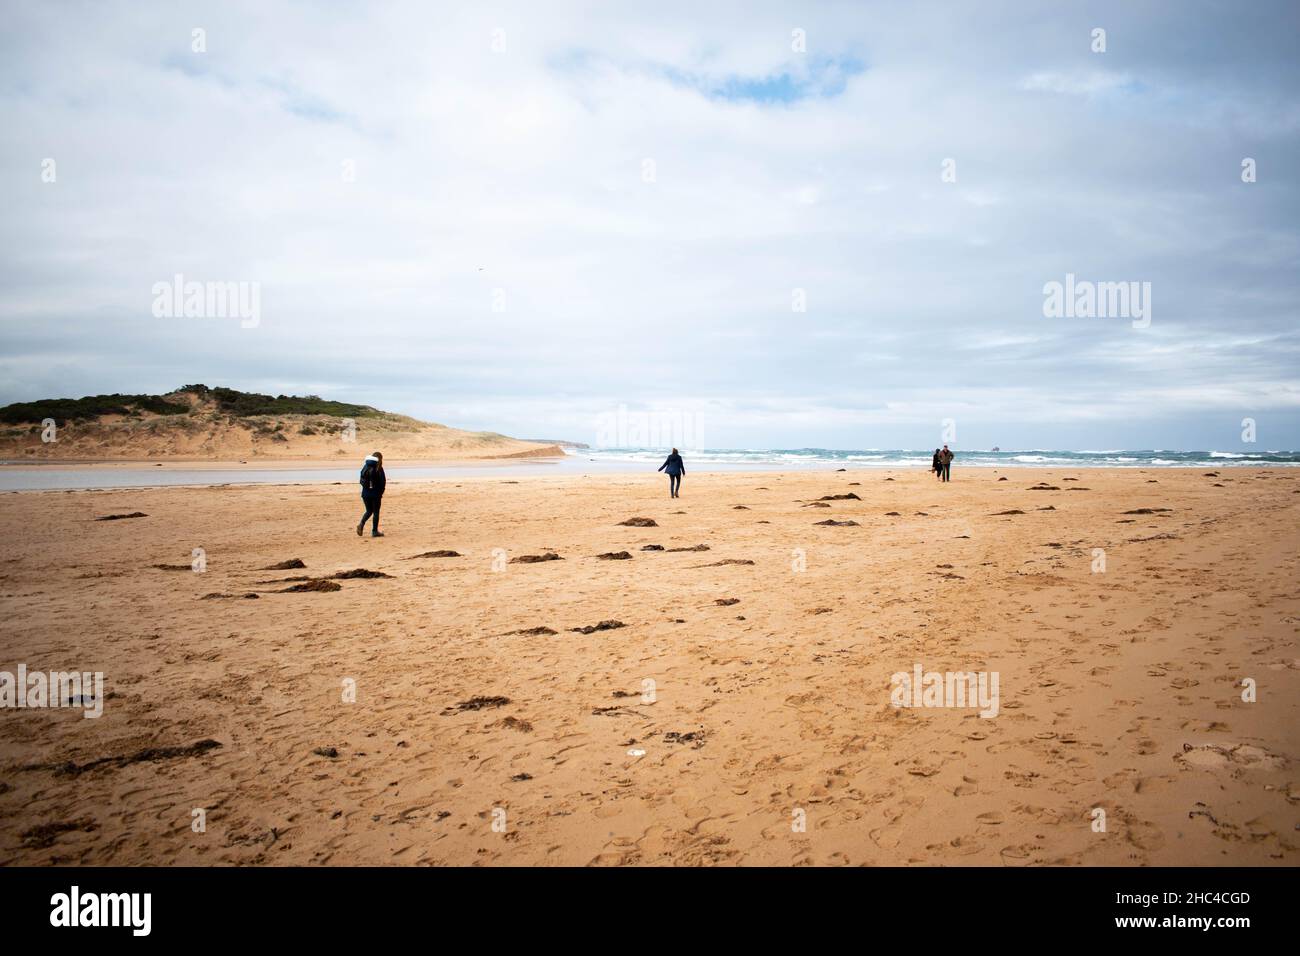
[360,491,382,532]
[669,474,681,497]
[941,463,951,482]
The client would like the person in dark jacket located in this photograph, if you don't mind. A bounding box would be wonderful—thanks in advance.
[356,451,386,537]
[932,448,943,479]
[939,445,954,482]
[658,448,685,498]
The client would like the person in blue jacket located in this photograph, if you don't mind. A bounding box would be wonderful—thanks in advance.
[658,448,685,498]
[355,451,386,537]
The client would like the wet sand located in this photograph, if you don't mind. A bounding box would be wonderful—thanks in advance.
[0,467,1296,865]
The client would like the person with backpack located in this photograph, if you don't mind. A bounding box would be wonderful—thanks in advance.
[658,448,686,498]
[356,451,386,537]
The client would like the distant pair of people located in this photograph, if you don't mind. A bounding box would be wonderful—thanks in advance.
[658,448,685,497]
[932,445,954,482]
[355,451,385,536]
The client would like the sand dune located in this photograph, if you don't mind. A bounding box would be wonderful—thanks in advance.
[0,468,1296,865]
[0,387,561,462]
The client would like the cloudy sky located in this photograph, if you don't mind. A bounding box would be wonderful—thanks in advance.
[2,1,1297,450]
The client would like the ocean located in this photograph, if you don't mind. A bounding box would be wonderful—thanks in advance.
[1,447,1296,492]
[581,447,1300,469]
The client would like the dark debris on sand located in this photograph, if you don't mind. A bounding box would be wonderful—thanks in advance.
[510,553,564,564]
[504,626,558,636]
[665,544,709,552]
[201,592,259,600]
[592,705,638,717]
[820,493,861,501]
[714,598,740,606]
[663,731,706,749]
[21,819,98,849]
[95,512,148,521]
[330,568,393,579]
[618,517,658,527]
[816,519,860,526]
[22,738,222,777]
[571,620,625,634]
[405,550,461,559]
[261,558,307,570]
[596,551,633,560]
[279,579,343,592]
[640,544,665,551]
[444,696,511,713]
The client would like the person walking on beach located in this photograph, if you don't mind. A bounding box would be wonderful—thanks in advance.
[932,448,943,479]
[939,444,954,482]
[658,448,685,498]
[356,451,386,537]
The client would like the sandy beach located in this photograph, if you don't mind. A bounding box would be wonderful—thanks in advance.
[0,467,1296,866]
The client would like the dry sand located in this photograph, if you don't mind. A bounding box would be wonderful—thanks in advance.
[0,467,1296,866]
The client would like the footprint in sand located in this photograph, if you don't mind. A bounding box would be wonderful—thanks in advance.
[999,843,1040,866]
[1177,743,1285,771]
[936,835,983,855]
[882,795,925,822]
[1124,819,1166,851]
[1133,775,1175,795]
[870,827,900,849]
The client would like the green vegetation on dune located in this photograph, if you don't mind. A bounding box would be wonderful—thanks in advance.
[0,393,190,425]
[0,385,385,425]
[182,385,382,419]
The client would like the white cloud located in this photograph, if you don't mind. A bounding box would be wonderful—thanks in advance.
[0,0,1297,449]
